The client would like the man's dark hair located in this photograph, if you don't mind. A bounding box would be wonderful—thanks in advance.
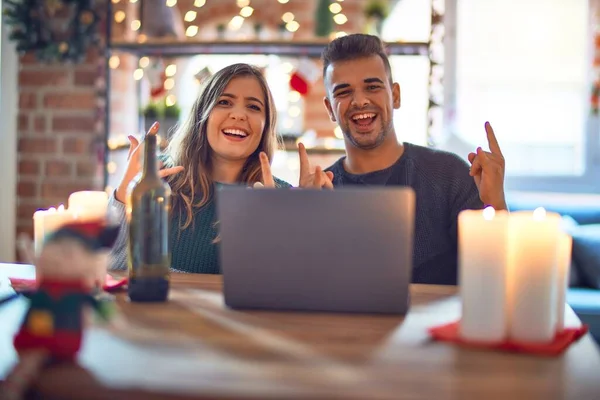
[321,33,393,83]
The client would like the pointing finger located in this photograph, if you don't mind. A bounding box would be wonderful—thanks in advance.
[325,171,334,181]
[259,152,275,187]
[467,152,476,164]
[298,142,311,179]
[485,121,502,156]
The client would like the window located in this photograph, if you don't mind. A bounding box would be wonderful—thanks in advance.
[443,0,600,192]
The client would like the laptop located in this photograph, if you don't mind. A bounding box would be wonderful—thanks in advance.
[217,186,415,315]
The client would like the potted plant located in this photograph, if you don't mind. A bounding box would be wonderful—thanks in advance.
[364,0,389,37]
[163,101,181,140]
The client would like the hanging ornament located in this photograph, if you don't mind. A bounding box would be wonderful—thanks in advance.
[146,59,167,99]
[2,0,101,63]
[289,58,320,96]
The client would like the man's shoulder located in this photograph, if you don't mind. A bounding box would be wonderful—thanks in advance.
[324,157,345,173]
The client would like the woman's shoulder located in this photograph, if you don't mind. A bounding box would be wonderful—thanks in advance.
[274,177,293,188]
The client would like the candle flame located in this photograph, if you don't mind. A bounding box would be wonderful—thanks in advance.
[533,207,546,221]
[482,206,495,221]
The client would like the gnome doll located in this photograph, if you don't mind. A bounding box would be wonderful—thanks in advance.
[12,220,120,361]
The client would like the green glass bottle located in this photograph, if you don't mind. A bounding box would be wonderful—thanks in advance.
[127,133,170,302]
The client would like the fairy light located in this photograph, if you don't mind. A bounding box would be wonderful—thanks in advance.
[278,0,289,3]
[130,0,138,3]
[137,34,147,43]
[286,20,299,32]
[236,0,250,6]
[333,13,347,25]
[288,106,301,117]
[329,3,342,13]
[240,6,254,17]
[288,91,301,102]
[164,78,175,90]
[184,11,197,22]
[133,68,144,80]
[166,0,177,7]
[109,55,120,69]
[131,20,141,31]
[166,95,177,107]
[229,15,245,30]
[334,126,344,139]
[111,0,120,3]
[107,162,117,174]
[282,12,295,23]
[281,62,294,74]
[114,10,126,23]
[334,31,347,38]
[139,56,149,68]
[194,0,206,7]
[186,25,199,37]
[165,64,177,77]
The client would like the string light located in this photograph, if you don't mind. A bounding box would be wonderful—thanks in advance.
[107,162,117,174]
[166,0,177,7]
[240,6,254,17]
[228,15,245,30]
[133,68,144,80]
[236,0,250,6]
[278,0,289,3]
[129,0,138,3]
[165,64,177,77]
[139,56,149,68]
[114,11,126,23]
[329,3,342,14]
[186,25,199,37]
[111,0,120,3]
[281,62,294,74]
[194,0,206,7]
[109,55,120,69]
[164,78,175,90]
[282,12,295,23]
[184,11,197,22]
[333,13,347,25]
[131,20,141,31]
[288,91,301,102]
[286,20,299,32]
[334,31,347,38]
[288,106,301,117]
[166,95,177,107]
[137,34,147,43]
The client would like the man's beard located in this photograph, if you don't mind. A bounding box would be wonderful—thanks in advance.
[341,118,391,150]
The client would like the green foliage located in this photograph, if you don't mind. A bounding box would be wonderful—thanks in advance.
[364,0,389,19]
[314,0,333,37]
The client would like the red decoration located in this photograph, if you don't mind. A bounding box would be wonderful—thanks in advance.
[289,58,319,96]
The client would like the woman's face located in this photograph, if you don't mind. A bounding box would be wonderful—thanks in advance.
[206,76,267,163]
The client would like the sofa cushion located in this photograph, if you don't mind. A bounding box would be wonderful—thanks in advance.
[570,224,600,290]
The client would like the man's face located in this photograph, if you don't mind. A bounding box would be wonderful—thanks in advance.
[323,55,400,150]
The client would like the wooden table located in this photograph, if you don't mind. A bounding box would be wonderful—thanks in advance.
[1,263,599,400]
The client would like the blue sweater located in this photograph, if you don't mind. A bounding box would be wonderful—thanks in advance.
[325,142,484,285]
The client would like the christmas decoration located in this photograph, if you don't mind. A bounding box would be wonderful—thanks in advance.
[314,0,333,37]
[146,58,167,99]
[289,58,320,96]
[2,0,101,63]
[591,11,600,115]
[0,220,119,399]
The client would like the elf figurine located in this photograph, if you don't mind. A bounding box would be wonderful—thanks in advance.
[1,220,119,400]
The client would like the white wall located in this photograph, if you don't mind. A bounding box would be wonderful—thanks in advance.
[0,5,18,262]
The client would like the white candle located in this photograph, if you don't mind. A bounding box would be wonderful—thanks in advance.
[68,191,108,221]
[458,206,509,343]
[555,231,573,333]
[508,208,561,343]
[33,204,79,255]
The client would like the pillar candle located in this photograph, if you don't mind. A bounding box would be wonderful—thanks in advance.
[458,206,509,343]
[68,191,109,221]
[555,231,573,332]
[33,205,79,255]
[508,208,561,343]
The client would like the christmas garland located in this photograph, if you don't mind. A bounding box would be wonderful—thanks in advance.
[3,0,101,63]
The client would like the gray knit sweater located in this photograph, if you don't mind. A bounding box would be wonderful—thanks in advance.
[325,142,485,285]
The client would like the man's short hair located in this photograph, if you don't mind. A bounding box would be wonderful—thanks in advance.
[321,34,393,83]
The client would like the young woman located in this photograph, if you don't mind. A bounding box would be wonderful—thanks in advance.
[108,63,332,273]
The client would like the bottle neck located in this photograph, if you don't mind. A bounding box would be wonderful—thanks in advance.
[142,135,159,178]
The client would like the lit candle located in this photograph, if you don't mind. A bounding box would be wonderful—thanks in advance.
[555,231,573,332]
[508,207,561,343]
[458,206,509,343]
[68,191,109,221]
[33,204,79,255]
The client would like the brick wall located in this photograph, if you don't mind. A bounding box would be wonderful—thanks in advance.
[15,2,108,249]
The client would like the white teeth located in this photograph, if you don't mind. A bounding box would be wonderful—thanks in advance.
[223,129,248,137]
[352,113,376,120]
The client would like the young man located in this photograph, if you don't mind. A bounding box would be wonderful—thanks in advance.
[321,34,507,285]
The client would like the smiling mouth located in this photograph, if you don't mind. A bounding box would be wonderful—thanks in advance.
[351,113,378,130]
[222,128,249,139]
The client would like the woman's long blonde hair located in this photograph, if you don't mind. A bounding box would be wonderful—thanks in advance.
[163,63,278,230]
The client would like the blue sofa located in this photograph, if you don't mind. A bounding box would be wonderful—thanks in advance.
[507,193,600,343]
